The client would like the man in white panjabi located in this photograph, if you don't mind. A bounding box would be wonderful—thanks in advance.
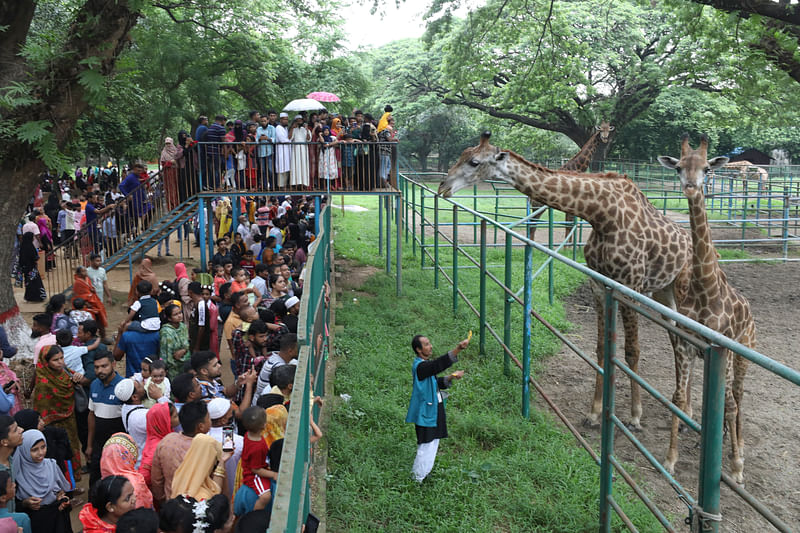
[274,112,292,189]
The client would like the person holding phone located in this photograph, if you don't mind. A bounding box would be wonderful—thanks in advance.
[405,334,468,483]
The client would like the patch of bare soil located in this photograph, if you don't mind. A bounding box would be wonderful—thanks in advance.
[537,262,800,531]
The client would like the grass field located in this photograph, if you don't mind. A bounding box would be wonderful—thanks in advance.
[324,196,664,532]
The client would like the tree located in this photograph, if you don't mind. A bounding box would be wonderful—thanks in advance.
[415,0,744,160]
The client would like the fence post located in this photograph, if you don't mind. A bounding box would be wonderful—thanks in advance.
[434,194,440,289]
[198,199,206,271]
[548,207,554,305]
[598,287,618,532]
[378,194,383,257]
[479,219,487,356]
[696,344,726,533]
[206,198,214,261]
[420,191,426,268]
[473,183,478,243]
[452,205,458,314]
[396,195,402,297]
[411,182,416,256]
[521,231,532,419]
[782,187,790,262]
[385,196,391,274]
[503,232,512,377]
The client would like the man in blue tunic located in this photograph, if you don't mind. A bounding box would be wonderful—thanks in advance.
[406,334,467,483]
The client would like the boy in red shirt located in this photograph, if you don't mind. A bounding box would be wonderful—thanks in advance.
[240,249,256,279]
[240,406,276,509]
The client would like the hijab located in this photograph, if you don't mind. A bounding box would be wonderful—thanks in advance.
[331,117,342,138]
[264,404,288,448]
[170,434,222,500]
[100,433,153,509]
[160,138,179,163]
[139,402,172,481]
[138,258,159,288]
[174,262,189,281]
[12,429,71,504]
[34,345,75,424]
[13,409,40,431]
[19,232,38,269]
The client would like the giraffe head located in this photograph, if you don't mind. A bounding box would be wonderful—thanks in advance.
[657,134,728,194]
[596,121,614,143]
[438,132,511,197]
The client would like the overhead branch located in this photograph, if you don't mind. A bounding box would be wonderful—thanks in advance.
[755,20,800,83]
[687,0,800,26]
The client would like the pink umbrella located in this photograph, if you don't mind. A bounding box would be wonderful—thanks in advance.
[306,91,340,103]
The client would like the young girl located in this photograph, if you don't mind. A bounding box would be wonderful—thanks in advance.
[12,430,72,533]
[78,475,136,533]
[69,298,94,327]
[231,232,246,266]
[0,470,31,533]
[46,295,78,337]
[159,303,189,381]
[142,359,170,408]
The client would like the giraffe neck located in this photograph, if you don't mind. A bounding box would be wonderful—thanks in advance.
[560,131,600,172]
[686,189,721,301]
[505,152,630,224]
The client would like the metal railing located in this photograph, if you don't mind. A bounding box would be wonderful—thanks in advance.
[269,205,331,532]
[398,173,800,532]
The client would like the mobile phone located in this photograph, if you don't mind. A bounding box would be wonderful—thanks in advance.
[305,513,320,533]
[222,426,234,452]
[2,381,15,392]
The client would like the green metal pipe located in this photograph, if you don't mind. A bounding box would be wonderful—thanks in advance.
[479,219,487,356]
[378,193,383,257]
[396,195,402,297]
[522,235,532,419]
[783,188,790,261]
[696,343,726,533]
[503,232,512,377]
[548,207,554,305]
[385,196,391,273]
[473,184,478,243]
[420,189,426,268]
[452,205,458,314]
[434,194,440,289]
[599,288,618,532]
[411,182,416,256]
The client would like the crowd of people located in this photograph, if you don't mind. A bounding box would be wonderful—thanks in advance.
[2,191,326,532]
[162,105,398,194]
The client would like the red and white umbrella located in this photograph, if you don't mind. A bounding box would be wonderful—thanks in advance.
[306,91,340,103]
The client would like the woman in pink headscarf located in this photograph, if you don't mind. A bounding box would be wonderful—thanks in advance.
[139,402,176,486]
[100,433,153,509]
[36,210,55,271]
[174,262,192,322]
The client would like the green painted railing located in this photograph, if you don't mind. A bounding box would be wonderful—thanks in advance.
[398,172,800,532]
[269,205,331,532]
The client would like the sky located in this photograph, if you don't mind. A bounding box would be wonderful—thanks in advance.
[341,0,435,49]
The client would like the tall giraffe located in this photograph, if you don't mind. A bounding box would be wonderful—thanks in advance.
[439,132,692,430]
[529,122,615,239]
[658,135,753,483]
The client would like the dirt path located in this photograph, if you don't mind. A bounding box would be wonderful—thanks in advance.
[537,262,800,531]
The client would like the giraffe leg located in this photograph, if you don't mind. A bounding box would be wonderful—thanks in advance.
[734,323,753,459]
[723,350,744,484]
[665,339,692,475]
[585,280,605,426]
[619,305,642,429]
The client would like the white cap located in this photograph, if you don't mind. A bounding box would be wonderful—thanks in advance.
[208,397,231,420]
[285,296,300,310]
[114,379,135,402]
[279,112,288,118]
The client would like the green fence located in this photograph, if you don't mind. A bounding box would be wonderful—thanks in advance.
[397,173,800,532]
[269,205,331,532]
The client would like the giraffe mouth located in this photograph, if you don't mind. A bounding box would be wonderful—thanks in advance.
[438,184,452,197]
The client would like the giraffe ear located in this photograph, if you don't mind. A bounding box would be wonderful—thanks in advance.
[657,156,679,169]
[708,156,729,170]
[495,152,508,161]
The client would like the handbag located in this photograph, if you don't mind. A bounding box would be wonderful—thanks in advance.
[74,384,89,412]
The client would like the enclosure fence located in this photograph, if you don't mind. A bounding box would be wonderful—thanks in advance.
[269,205,331,532]
[395,172,800,532]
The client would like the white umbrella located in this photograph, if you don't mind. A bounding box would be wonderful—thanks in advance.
[283,98,326,112]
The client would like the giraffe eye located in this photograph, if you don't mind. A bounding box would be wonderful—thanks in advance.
[469,159,480,167]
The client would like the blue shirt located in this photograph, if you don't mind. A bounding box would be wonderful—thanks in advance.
[117,330,160,376]
[205,123,227,154]
[256,125,276,157]
[89,373,124,419]
[0,507,32,533]
[85,201,98,233]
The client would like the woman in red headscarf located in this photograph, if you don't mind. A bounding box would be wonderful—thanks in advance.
[72,265,108,339]
[139,402,176,486]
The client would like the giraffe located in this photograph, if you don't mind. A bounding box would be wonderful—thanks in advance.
[658,135,753,484]
[528,122,615,239]
[439,132,692,431]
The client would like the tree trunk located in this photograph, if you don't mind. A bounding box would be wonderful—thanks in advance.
[0,0,141,360]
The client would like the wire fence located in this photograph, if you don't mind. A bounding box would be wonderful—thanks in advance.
[397,171,800,532]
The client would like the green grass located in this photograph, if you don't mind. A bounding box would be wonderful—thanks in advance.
[325,197,664,532]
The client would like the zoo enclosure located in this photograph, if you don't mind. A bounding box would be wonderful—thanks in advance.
[393,171,800,532]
